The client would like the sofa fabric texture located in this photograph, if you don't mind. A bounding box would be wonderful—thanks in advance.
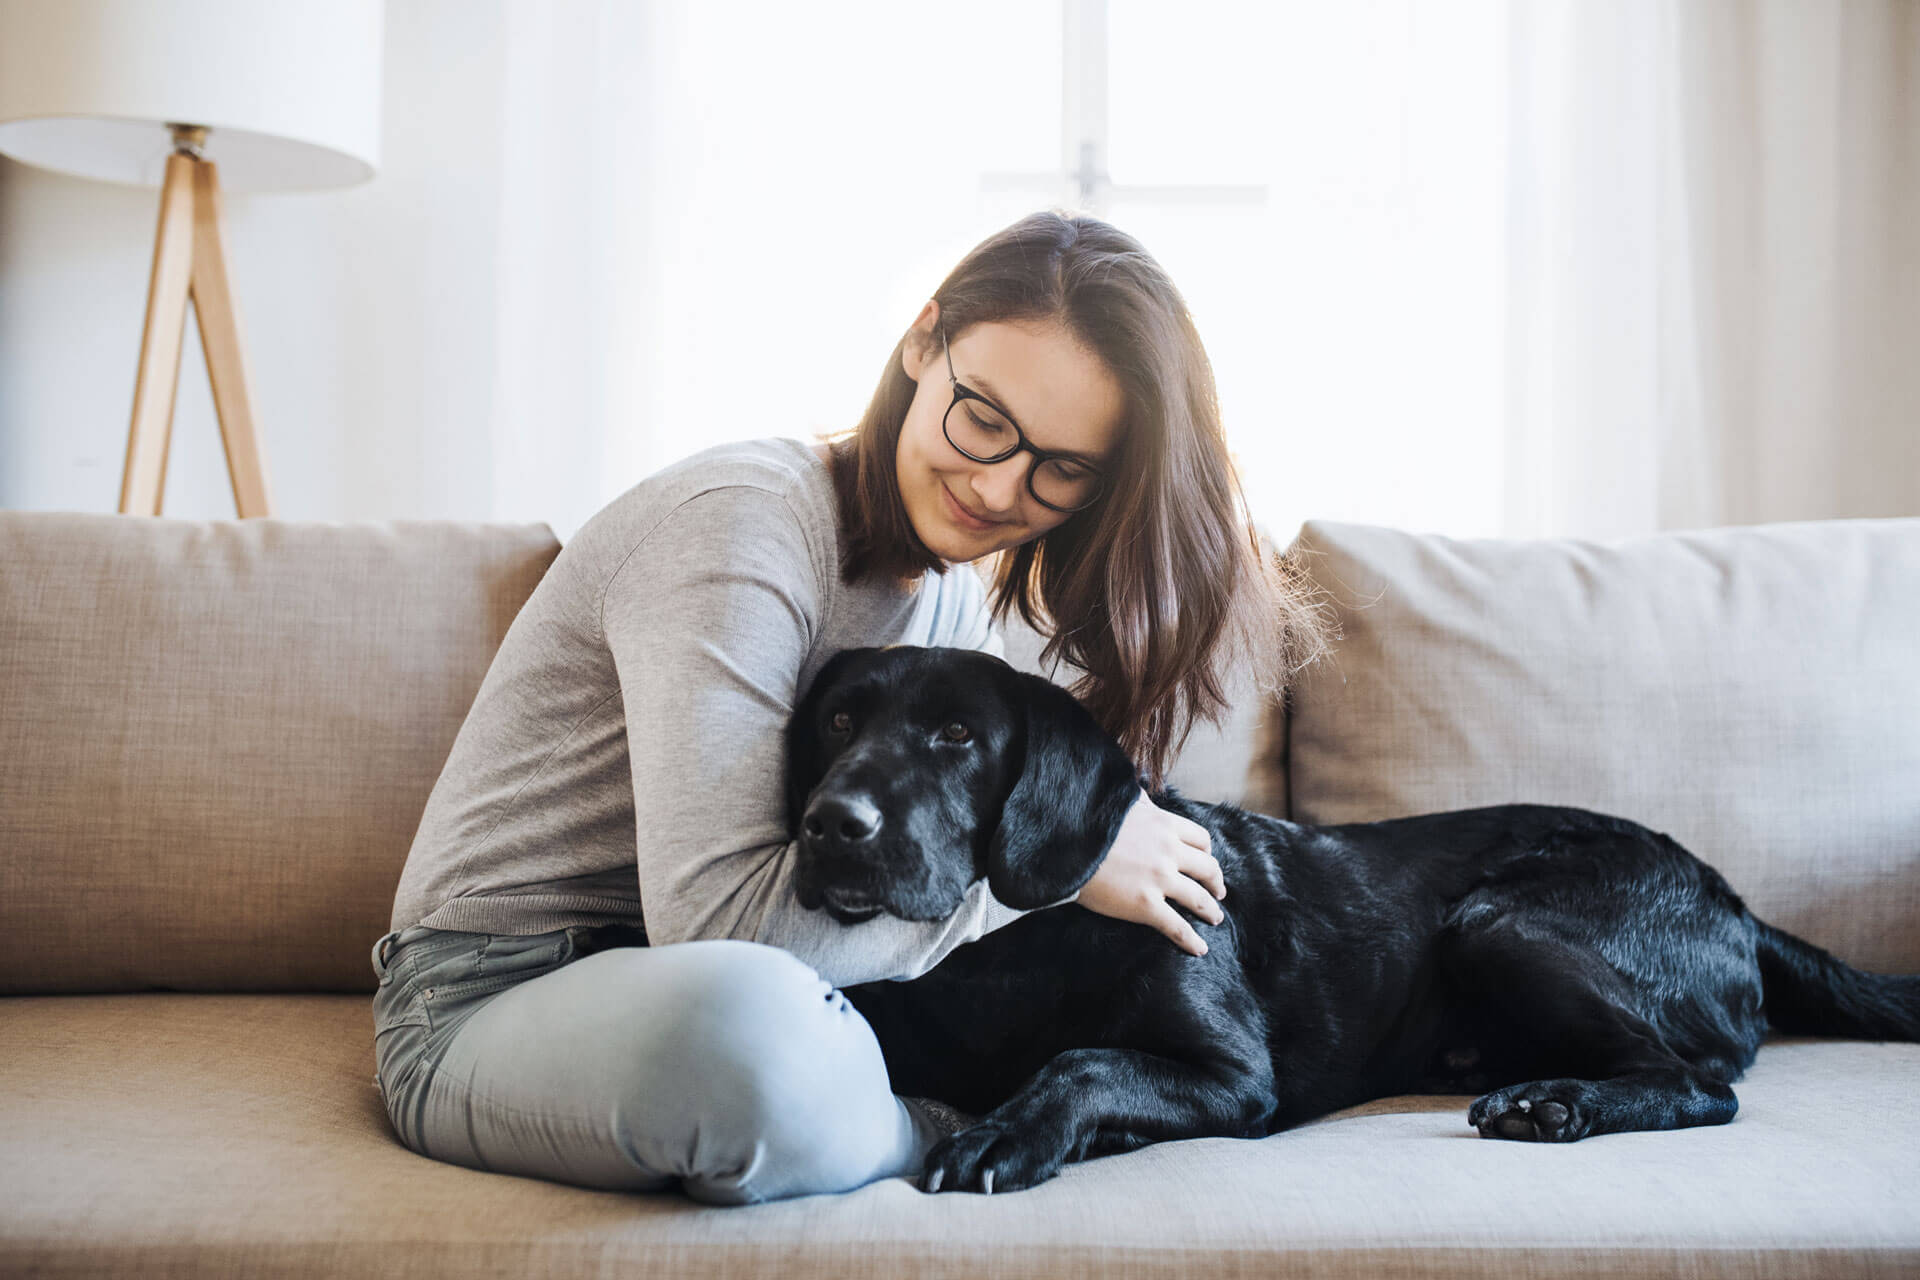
[3,508,1915,1277]
[3,994,1913,1278]
[0,512,561,995]
[1285,516,1920,972]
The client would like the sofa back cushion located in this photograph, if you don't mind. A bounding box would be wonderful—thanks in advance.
[0,512,559,994]
[1282,517,1920,972]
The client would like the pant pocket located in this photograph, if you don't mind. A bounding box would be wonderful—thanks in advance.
[416,930,575,1032]
[373,972,430,1031]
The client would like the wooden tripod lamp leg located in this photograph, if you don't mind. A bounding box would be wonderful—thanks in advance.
[120,152,195,516]
[119,136,274,518]
[188,159,272,518]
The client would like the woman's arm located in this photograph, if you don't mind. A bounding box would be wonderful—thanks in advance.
[600,484,1059,989]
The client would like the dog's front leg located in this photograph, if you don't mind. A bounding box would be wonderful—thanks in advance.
[919,1046,1273,1194]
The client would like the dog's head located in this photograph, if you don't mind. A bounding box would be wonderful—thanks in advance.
[785,645,1142,923]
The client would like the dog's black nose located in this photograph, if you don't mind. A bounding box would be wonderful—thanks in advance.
[803,794,883,844]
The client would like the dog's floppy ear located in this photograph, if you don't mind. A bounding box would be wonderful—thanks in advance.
[785,647,873,833]
[986,669,1144,909]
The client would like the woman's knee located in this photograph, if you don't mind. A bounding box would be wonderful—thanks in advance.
[622,939,882,1090]
[597,939,907,1201]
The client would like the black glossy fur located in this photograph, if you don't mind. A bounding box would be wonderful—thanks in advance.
[785,645,1920,1195]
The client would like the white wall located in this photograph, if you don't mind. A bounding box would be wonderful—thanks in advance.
[4,1,1912,542]
[0,0,569,527]
[0,0,1507,545]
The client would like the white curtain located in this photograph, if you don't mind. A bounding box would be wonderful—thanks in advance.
[1504,0,1920,540]
[449,0,1917,544]
[453,0,1073,542]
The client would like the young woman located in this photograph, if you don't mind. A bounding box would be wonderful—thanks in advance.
[369,210,1332,1205]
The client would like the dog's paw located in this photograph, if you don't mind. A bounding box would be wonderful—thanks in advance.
[1468,1080,1594,1142]
[917,1120,1069,1195]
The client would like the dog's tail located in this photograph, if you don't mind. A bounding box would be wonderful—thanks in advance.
[1754,918,1920,1041]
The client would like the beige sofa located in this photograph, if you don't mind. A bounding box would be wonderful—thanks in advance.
[3,507,1916,1278]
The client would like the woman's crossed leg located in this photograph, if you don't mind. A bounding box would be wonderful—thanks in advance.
[377,933,938,1205]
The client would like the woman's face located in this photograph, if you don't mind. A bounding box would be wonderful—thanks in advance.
[895,302,1126,564]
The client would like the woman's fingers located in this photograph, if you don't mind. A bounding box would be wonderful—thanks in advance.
[1150,901,1209,956]
[1176,812,1213,852]
[1187,849,1227,901]
[1172,835,1226,901]
[1170,873,1225,926]
[1163,812,1225,897]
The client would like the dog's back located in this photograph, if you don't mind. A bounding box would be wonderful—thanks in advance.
[853,794,1920,1141]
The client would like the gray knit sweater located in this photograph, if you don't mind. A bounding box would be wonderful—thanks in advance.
[388,436,1055,986]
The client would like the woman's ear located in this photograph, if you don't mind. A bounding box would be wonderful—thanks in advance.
[986,670,1142,909]
[900,299,940,383]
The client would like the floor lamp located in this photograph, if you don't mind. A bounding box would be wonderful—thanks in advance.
[0,0,384,518]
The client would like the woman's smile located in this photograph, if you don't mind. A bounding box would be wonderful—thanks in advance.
[940,482,1004,532]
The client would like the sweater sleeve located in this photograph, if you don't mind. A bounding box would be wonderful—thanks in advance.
[599,484,1048,987]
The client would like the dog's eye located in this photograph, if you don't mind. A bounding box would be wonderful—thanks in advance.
[941,721,972,743]
[829,711,852,735]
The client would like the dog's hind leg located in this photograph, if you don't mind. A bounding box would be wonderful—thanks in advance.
[1441,914,1739,1142]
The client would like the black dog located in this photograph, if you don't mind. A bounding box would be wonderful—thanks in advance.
[785,645,1920,1195]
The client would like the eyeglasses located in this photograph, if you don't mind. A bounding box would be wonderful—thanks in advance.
[940,325,1108,513]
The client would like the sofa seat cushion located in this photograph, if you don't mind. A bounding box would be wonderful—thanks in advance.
[2,995,1915,1278]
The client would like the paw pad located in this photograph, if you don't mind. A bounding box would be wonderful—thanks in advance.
[1471,1085,1584,1141]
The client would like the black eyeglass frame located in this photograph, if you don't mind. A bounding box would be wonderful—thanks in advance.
[939,324,1108,514]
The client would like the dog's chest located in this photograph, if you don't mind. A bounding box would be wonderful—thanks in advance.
[869,916,1128,1057]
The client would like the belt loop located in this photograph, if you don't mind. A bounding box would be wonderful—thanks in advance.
[372,929,402,982]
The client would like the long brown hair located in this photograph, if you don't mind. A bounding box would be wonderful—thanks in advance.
[816,210,1337,790]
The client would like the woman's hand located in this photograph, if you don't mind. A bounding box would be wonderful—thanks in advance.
[1073,788,1227,956]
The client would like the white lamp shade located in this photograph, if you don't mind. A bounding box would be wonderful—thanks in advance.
[0,0,383,192]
